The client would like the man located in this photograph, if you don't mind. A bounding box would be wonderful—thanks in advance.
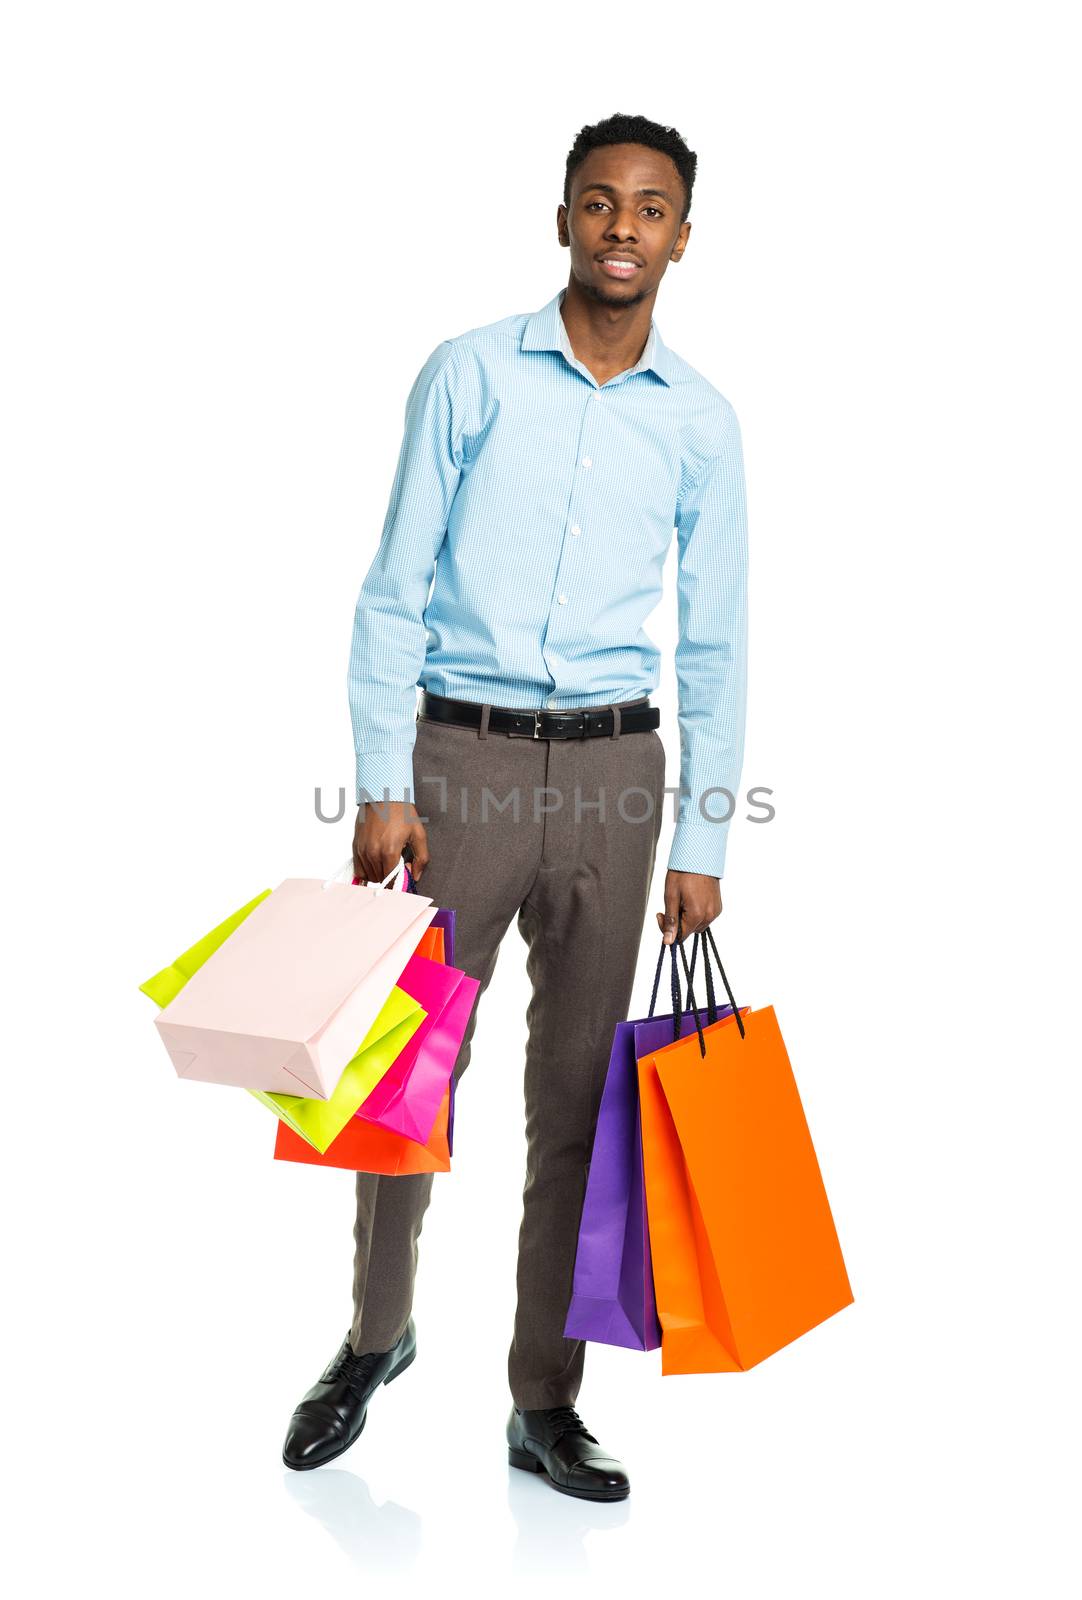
[282,112,749,1501]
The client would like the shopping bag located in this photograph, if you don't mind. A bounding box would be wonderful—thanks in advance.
[140,890,272,1008]
[446,1067,458,1158]
[414,925,445,963]
[248,983,428,1152]
[638,931,853,1374]
[356,955,479,1145]
[351,864,451,961]
[564,936,737,1351]
[274,1082,452,1174]
[140,877,429,1149]
[143,859,436,1097]
[402,862,459,1154]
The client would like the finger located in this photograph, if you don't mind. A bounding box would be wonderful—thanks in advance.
[407,828,429,884]
[355,851,387,886]
[662,879,682,945]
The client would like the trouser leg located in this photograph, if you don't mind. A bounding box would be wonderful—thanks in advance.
[507,721,667,1408]
[350,1169,432,1353]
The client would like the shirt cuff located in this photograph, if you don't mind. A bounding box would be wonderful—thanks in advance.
[355,750,416,808]
[666,818,731,879]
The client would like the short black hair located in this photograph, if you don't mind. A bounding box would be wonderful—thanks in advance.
[564,113,697,223]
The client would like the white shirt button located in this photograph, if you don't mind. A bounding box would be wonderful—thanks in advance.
[570,523,581,537]
[581,456,592,469]
[558,594,568,604]
[547,699,558,708]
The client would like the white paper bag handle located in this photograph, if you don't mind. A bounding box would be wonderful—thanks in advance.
[321,856,404,893]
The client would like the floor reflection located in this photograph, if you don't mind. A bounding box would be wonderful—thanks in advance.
[507,1466,630,1574]
[283,1467,422,1571]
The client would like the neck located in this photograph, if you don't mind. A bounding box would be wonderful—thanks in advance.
[560,274,657,376]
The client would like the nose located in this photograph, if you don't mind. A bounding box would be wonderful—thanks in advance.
[604,206,639,242]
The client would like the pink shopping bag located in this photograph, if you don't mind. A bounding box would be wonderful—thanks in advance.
[357,952,479,1144]
[148,860,436,1098]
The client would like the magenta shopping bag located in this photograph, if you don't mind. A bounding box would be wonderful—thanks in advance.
[563,936,735,1351]
[403,863,459,1152]
[354,863,461,1145]
[357,953,479,1145]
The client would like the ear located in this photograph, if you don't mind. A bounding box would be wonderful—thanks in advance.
[556,202,570,248]
[670,218,691,263]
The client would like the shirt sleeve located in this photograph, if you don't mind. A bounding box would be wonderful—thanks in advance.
[667,402,749,878]
[347,340,464,806]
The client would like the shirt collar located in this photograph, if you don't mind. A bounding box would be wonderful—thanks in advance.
[521,287,673,387]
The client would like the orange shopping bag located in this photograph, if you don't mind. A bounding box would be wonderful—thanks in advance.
[638,931,853,1374]
[414,925,445,963]
[274,1083,451,1174]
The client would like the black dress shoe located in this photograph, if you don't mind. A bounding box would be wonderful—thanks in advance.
[282,1320,416,1471]
[507,1405,631,1501]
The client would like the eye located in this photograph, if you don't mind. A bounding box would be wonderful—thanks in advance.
[586,200,610,212]
[643,207,664,219]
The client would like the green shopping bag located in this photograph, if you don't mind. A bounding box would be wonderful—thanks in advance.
[247,987,426,1152]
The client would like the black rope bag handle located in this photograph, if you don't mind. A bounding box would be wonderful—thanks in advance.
[646,934,708,1056]
[647,926,746,1048]
[699,924,746,1040]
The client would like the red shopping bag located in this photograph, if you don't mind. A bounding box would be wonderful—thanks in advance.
[274,1084,452,1174]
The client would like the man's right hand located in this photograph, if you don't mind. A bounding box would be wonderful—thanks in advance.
[352,800,431,886]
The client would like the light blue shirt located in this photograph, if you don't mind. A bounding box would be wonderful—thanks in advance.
[347,287,748,877]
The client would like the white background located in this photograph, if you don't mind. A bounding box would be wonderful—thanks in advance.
[2,2,1079,1594]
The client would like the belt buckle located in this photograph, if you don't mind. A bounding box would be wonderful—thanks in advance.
[532,708,544,739]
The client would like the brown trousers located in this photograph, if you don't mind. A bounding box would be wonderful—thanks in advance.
[350,695,667,1408]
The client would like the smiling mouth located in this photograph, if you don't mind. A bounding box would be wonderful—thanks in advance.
[597,257,642,278]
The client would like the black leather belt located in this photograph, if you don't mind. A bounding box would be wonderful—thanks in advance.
[419,691,659,740]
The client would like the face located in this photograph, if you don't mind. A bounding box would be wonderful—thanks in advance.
[558,142,691,309]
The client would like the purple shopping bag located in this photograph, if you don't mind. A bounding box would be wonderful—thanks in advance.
[563,935,735,1351]
[402,863,455,965]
